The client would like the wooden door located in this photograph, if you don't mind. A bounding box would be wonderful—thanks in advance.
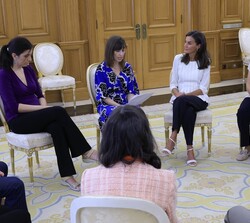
[141,0,182,88]
[95,0,183,90]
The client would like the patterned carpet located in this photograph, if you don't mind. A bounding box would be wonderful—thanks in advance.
[0,92,250,223]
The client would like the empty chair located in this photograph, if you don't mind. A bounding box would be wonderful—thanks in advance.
[33,42,76,113]
[238,28,250,91]
[70,196,170,223]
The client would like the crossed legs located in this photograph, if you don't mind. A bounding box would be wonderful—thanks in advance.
[164,96,208,166]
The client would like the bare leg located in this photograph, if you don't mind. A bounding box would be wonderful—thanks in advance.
[162,130,178,155]
[166,130,178,152]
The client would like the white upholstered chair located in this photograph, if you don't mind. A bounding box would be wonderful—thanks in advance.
[33,42,76,113]
[70,196,170,223]
[238,28,250,91]
[0,98,53,182]
[164,108,212,155]
[86,63,101,150]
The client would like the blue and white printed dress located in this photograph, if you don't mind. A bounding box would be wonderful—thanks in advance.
[95,61,139,128]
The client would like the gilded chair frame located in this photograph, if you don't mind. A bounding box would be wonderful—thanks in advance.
[86,63,101,150]
[0,99,53,182]
[164,109,212,155]
[239,28,250,91]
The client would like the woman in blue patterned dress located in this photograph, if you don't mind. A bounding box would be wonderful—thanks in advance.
[95,36,139,128]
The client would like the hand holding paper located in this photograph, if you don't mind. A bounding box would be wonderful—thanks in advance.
[127,92,153,106]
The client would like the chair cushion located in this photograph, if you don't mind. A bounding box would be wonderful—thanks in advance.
[164,108,212,124]
[38,75,75,89]
[94,113,100,126]
[6,132,53,149]
[242,56,250,65]
[80,208,159,223]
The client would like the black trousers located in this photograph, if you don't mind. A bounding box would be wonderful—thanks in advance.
[172,95,208,145]
[8,106,91,177]
[0,161,31,223]
[0,207,31,223]
[237,97,250,147]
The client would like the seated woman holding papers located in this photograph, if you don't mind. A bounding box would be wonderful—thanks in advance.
[95,35,140,129]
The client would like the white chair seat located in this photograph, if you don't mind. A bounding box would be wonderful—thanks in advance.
[164,109,212,124]
[93,113,100,126]
[6,132,53,150]
[38,75,75,89]
[164,108,212,155]
[70,196,170,223]
[242,56,250,65]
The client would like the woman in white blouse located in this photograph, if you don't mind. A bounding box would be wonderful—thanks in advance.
[163,30,211,167]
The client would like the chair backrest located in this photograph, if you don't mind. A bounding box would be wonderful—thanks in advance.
[33,42,64,77]
[239,28,250,58]
[0,97,10,133]
[86,63,99,112]
[70,196,170,223]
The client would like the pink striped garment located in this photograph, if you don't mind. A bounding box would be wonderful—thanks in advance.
[81,161,178,223]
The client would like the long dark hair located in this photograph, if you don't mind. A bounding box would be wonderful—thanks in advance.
[0,36,33,69]
[181,30,211,69]
[99,105,161,169]
[104,35,127,68]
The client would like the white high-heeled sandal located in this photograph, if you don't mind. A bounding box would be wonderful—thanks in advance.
[162,137,176,155]
[82,149,98,163]
[186,148,197,167]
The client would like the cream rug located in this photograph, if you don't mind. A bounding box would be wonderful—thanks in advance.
[0,92,249,223]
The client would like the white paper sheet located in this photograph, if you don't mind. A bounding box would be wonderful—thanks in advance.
[127,93,153,106]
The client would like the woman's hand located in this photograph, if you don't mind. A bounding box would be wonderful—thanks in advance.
[172,88,185,97]
[127,93,135,101]
[103,97,120,106]
[39,97,47,106]
[175,92,185,97]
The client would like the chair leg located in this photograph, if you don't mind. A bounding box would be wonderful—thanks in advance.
[27,156,34,183]
[10,148,15,175]
[72,87,76,115]
[201,126,205,147]
[207,125,212,156]
[35,151,40,167]
[96,127,100,151]
[164,124,170,146]
[0,197,6,206]
[243,64,246,91]
[60,89,65,108]
[42,90,46,99]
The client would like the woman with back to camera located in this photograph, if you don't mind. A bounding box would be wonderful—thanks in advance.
[162,30,211,167]
[95,35,139,128]
[0,36,98,191]
[81,105,178,223]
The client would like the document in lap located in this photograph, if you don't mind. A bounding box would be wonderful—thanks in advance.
[127,92,153,106]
